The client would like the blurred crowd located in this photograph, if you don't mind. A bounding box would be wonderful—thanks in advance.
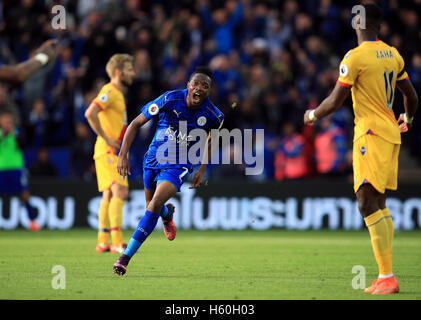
[0,0,420,182]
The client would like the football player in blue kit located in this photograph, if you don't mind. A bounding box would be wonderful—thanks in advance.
[113,67,224,275]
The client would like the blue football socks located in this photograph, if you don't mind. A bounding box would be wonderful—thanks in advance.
[160,204,169,219]
[124,210,160,258]
[25,201,36,220]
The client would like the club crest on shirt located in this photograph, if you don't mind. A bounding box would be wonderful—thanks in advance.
[197,116,207,126]
[148,104,159,115]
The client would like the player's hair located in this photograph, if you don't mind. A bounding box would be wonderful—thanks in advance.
[105,53,133,79]
[0,108,13,118]
[362,2,382,33]
[191,66,213,80]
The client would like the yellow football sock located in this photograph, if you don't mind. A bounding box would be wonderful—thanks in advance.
[364,209,393,276]
[382,208,394,250]
[109,197,125,246]
[97,199,110,244]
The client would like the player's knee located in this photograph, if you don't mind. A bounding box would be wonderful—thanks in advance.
[378,195,387,210]
[118,188,129,200]
[356,184,381,217]
[147,198,165,214]
[357,197,377,217]
[112,185,129,200]
[357,202,368,217]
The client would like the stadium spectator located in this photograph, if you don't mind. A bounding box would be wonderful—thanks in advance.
[70,122,95,180]
[29,146,58,177]
[266,17,292,56]
[209,54,242,104]
[0,0,419,180]
[274,121,310,180]
[198,0,244,55]
[408,52,421,162]
[133,49,152,82]
[211,142,246,180]
[26,98,49,148]
[261,89,282,134]
[314,117,348,176]
[0,84,20,126]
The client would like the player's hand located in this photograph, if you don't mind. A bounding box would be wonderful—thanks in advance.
[189,171,204,189]
[117,154,131,178]
[106,137,121,150]
[34,39,58,62]
[397,113,412,133]
[304,110,316,126]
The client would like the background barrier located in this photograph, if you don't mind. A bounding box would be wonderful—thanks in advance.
[1,180,420,230]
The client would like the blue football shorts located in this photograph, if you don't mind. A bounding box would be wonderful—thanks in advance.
[143,166,192,192]
[0,169,28,195]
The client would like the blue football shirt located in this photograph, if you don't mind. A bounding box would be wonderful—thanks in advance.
[141,89,224,169]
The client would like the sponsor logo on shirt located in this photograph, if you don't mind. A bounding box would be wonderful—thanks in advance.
[164,126,194,147]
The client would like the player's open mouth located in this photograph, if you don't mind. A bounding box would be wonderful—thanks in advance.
[193,92,202,102]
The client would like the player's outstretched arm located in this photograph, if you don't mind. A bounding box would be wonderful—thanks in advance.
[0,40,57,83]
[396,79,418,132]
[117,113,148,177]
[304,83,351,125]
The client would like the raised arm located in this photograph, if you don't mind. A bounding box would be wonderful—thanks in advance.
[226,1,244,28]
[198,0,215,29]
[396,79,419,132]
[0,40,57,83]
[304,83,351,125]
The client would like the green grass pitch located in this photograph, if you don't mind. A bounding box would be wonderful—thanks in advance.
[0,229,420,300]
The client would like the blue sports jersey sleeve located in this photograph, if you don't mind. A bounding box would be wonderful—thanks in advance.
[141,91,170,120]
[215,113,224,130]
[208,106,224,131]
